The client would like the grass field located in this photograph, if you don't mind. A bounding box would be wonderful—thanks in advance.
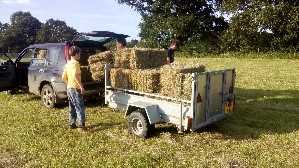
[1,58,299,167]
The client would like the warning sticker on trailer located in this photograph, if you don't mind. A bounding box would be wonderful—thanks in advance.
[224,101,234,114]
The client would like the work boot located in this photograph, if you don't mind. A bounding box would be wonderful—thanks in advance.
[77,127,87,132]
[69,124,77,129]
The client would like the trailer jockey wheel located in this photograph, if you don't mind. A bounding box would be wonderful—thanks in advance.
[128,110,152,138]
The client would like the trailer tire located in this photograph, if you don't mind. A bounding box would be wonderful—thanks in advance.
[41,84,55,108]
[128,111,152,138]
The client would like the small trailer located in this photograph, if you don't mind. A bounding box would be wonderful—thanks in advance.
[104,64,235,138]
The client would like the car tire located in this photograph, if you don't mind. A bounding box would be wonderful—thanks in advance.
[41,84,56,108]
[128,110,154,138]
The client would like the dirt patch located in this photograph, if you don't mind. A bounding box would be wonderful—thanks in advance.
[0,149,19,168]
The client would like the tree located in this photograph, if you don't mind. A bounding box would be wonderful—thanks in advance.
[3,11,41,52]
[127,39,140,48]
[220,0,299,52]
[36,19,77,43]
[0,22,10,52]
[117,0,228,53]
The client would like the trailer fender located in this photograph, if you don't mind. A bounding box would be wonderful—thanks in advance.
[125,101,163,124]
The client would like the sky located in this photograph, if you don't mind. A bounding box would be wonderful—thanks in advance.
[0,0,142,40]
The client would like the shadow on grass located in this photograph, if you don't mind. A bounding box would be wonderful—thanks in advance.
[54,96,105,109]
[195,88,299,140]
[154,124,179,134]
[1,90,41,101]
[2,90,105,109]
[84,97,106,108]
[87,122,124,133]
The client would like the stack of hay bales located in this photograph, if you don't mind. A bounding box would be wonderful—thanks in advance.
[159,63,206,100]
[88,51,113,81]
[88,47,206,100]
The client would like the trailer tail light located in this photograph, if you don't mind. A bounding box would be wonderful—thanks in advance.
[65,45,70,62]
[197,93,202,103]
[186,116,192,130]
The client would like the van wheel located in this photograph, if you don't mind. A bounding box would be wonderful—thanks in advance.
[128,110,153,138]
[41,84,55,108]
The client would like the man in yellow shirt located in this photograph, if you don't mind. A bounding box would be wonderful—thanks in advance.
[62,46,86,132]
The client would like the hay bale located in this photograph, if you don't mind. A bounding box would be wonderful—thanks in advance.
[131,48,166,69]
[168,63,206,73]
[114,49,131,69]
[114,48,166,69]
[159,63,206,100]
[110,68,130,89]
[88,51,113,81]
[129,69,160,93]
[110,68,160,93]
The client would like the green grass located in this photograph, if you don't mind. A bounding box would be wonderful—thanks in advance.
[1,58,299,167]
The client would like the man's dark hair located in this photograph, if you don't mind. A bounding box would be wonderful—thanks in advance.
[171,39,180,48]
[69,46,81,56]
[117,38,127,47]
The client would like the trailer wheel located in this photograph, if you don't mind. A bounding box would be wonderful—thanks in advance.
[128,111,152,138]
[41,84,55,108]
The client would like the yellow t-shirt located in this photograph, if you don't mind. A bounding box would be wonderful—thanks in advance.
[62,59,81,89]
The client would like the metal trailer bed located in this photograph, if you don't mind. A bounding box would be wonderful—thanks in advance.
[104,64,235,138]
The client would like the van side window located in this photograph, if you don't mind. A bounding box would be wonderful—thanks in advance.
[30,49,47,66]
[36,49,47,59]
[47,46,60,65]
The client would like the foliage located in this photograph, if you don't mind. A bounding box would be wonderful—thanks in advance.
[118,0,299,53]
[2,11,41,52]
[105,39,143,51]
[220,0,299,52]
[36,19,77,43]
[118,0,228,52]
[1,57,299,167]
[126,39,141,48]
[0,12,78,53]
[0,22,10,52]
[176,51,299,59]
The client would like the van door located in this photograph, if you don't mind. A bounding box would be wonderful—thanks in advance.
[28,46,60,95]
[0,63,16,92]
[14,49,34,88]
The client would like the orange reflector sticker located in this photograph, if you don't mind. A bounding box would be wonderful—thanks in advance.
[197,93,202,103]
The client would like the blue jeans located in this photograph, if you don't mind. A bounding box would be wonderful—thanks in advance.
[67,88,86,127]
